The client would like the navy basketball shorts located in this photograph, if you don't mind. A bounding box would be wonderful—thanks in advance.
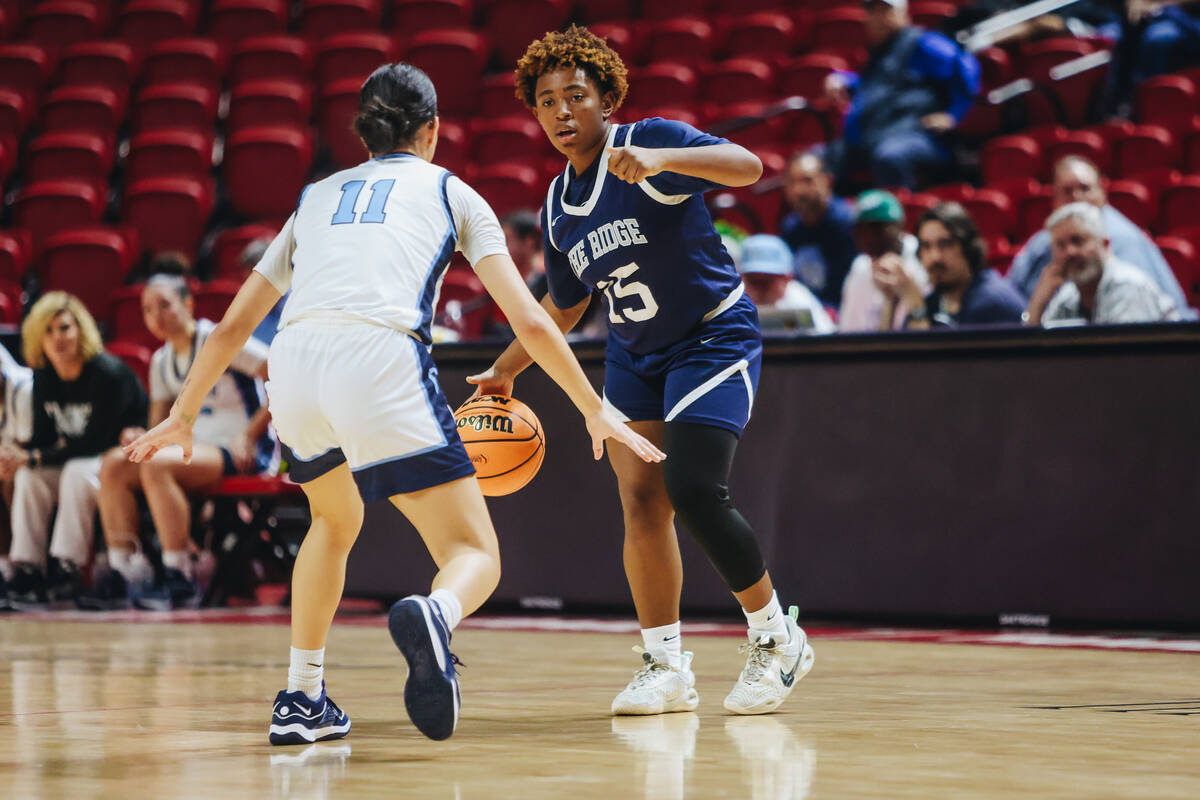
[602,297,763,437]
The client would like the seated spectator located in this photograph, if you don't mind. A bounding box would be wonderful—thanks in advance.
[503,210,547,298]
[84,275,275,610]
[2,293,148,608]
[0,343,32,600]
[778,151,859,308]
[824,0,981,190]
[839,190,930,331]
[736,234,836,334]
[239,238,287,344]
[876,202,1025,328]
[1025,202,1182,325]
[1131,1,1200,83]
[1008,156,1189,313]
[129,250,195,285]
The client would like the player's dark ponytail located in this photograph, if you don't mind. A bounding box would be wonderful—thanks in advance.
[354,63,438,155]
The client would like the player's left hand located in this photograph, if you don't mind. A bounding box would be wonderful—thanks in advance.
[606,146,667,184]
[124,414,195,464]
[585,408,666,463]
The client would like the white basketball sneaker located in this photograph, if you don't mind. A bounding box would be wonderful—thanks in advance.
[723,606,815,715]
[611,647,701,715]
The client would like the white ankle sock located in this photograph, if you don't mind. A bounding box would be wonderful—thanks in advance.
[429,588,463,631]
[108,547,154,584]
[744,591,788,641]
[641,621,683,669]
[161,550,192,579]
[288,647,325,701]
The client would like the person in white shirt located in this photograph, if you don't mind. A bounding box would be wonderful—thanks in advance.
[124,63,662,746]
[736,234,835,334]
[0,342,32,588]
[84,274,275,610]
[838,190,929,331]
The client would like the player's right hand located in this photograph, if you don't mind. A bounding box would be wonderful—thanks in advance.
[585,409,666,463]
[465,366,514,400]
[123,414,194,464]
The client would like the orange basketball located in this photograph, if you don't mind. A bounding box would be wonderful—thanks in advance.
[453,395,545,496]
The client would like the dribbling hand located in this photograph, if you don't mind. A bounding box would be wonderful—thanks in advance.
[123,415,195,464]
[465,367,514,401]
[585,408,666,463]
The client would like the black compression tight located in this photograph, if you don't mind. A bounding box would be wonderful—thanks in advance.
[661,421,766,593]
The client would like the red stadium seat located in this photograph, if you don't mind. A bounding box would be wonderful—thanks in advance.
[588,22,636,59]
[974,46,1012,90]
[961,189,1014,240]
[642,18,714,67]
[703,58,776,106]
[926,182,973,205]
[109,284,160,349]
[1017,185,1053,239]
[482,0,571,66]
[194,279,242,321]
[142,38,225,89]
[619,104,703,129]
[57,42,139,92]
[1111,124,1176,178]
[481,72,525,116]
[300,0,383,36]
[0,89,31,140]
[980,135,1041,185]
[402,30,489,116]
[1135,74,1198,127]
[811,8,868,59]
[1020,37,1093,82]
[1183,120,1200,173]
[228,80,312,131]
[132,83,219,133]
[716,12,794,60]
[0,230,32,282]
[910,1,957,30]
[117,0,199,46]
[1043,129,1109,176]
[433,120,469,175]
[314,32,395,85]
[318,78,368,166]
[0,43,53,109]
[708,101,782,148]
[126,129,213,183]
[777,53,849,99]
[470,163,541,218]
[1105,179,1154,231]
[26,132,114,189]
[211,223,279,280]
[0,282,21,325]
[41,86,125,137]
[207,0,289,42]
[625,63,697,110]
[230,35,312,85]
[107,341,154,390]
[13,180,106,251]
[40,228,138,320]
[23,0,105,48]
[436,267,494,340]
[1154,236,1198,306]
[470,115,547,167]
[641,0,715,20]
[1159,176,1200,235]
[124,176,215,257]
[391,0,474,34]
[574,0,634,23]
[223,127,314,218]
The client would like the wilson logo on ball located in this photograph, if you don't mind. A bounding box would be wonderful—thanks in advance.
[457,414,515,434]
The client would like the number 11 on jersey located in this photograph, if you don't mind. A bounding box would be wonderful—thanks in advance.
[331,179,396,225]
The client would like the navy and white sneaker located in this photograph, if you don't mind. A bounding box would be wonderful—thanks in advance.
[388,595,462,741]
[269,684,351,746]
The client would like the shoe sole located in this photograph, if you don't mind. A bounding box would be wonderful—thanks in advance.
[723,642,816,715]
[269,720,352,746]
[388,598,459,741]
[612,686,700,716]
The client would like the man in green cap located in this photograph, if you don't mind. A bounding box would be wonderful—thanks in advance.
[837,190,928,331]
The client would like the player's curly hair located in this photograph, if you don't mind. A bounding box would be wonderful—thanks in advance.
[513,24,629,110]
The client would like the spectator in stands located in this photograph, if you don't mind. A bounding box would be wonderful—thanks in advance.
[129,250,194,285]
[2,293,147,608]
[778,151,858,308]
[874,203,1026,328]
[1025,202,1181,324]
[0,343,33,602]
[502,210,547,298]
[84,275,275,610]
[1130,0,1200,83]
[240,238,286,344]
[824,0,981,190]
[736,234,836,334]
[1008,156,1190,313]
[839,190,929,331]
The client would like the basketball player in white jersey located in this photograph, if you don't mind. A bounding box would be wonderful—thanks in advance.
[124,63,664,745]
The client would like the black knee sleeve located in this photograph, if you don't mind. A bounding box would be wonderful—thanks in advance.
[661,422,765,592]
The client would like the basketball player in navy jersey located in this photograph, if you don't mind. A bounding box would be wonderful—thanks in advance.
[470,26,814,715]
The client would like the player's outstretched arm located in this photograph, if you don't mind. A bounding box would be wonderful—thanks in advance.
[124,272,282,463]
[467,291,590,397]
[605,142,762,187]
[472,253,663,463]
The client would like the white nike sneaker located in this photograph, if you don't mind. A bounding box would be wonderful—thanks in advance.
[723,606,815,715]
[611,647,701,715]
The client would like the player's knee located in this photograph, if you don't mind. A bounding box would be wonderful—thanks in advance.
[620,480,672,521]
[662,469,730,527]
[99,450,132,486]
[138,458,172,485]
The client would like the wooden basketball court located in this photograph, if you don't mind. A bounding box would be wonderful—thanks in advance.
[1,612,1196,799]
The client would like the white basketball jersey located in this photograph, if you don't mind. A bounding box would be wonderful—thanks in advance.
[149,318,270,448]
[253,153,508,343]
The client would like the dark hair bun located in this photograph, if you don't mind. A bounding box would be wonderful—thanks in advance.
[354,63,438,156]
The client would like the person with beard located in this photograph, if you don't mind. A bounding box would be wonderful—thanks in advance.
[872,202,1025,329]
[1026,202,1181,325]
[777,152,857,308]
[823,0,980,190]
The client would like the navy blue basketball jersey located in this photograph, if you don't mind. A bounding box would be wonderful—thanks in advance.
[542,118,751,355]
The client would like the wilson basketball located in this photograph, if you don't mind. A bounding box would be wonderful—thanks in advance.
[454,395,545,496]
